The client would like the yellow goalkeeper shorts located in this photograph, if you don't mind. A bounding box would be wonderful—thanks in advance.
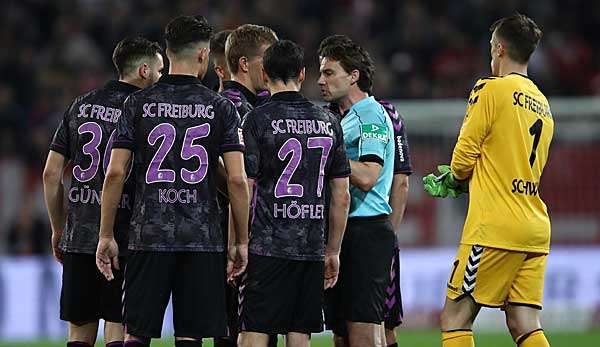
[446,244,547,308]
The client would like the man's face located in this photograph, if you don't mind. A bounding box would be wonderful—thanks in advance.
[143,53,164,88]
[248,43,271,92]
[490,30,502,76]
[318,57,352,103]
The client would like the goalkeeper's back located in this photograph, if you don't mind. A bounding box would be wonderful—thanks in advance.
[451,73,554,254]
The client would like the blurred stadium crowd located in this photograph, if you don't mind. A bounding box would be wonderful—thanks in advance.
[1,0,599,254]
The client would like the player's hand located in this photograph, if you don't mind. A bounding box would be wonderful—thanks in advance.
[423,172,449,198]
[227,243,248,282]
[96,236,120,281]
[324,252,340,289]
[51,230,64,264]
[437,165,469,195]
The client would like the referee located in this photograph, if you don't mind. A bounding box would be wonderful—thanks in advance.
[318,35,396,347]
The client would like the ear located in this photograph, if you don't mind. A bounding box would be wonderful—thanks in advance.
[239,56,249,73]
[350,69,360,85]
[138,63,149,80]
[198,47,209,64]
[298,67,306,84]
[214,65,225,80]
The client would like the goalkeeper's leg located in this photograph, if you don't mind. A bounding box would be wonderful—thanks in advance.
[440,296,480,347]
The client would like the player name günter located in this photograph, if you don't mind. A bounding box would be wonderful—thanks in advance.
[77,104,122,123]
[159,188,198,204]
[69,186,131,208]
[271,119,334,136]
[142,103,214,119]
[273,202,325,219]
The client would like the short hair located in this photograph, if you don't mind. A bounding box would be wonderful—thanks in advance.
[210,29,232,61]
[225,24,278,74]
[263,40,304,83]
[318,35,375,94]
[490,13,543,64]
[165,15,213,55]
[112,36,162,77]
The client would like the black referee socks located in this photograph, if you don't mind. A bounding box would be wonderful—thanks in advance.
[175,340,202,347]
[67,342,91,347]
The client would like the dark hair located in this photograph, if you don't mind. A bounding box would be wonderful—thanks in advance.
[165,15,213,54]
[210,29,232,61]
[225,24,278,74]
[112,36,162,77]
[490,13,543,64]
[263,40,304,83]
[318,34,375,94]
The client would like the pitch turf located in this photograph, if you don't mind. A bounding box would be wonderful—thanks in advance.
[2,331,599,347]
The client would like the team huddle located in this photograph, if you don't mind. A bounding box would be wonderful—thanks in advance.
[43,12,553,347]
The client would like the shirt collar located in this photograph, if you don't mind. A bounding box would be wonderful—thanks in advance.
[269,91,307,102]
[223,80,257,105]
[158,74,203,85]
[105,80,140,94]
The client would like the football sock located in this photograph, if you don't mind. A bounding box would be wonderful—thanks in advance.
[67,342,91,347]
[267,334,278,347]
[387,343,399,347]
[213,337,236,347]
[175,340,202,347]
[516,329,549,347]
[442,330,475,347]
[123,340,149,347]
[106,342,124,347]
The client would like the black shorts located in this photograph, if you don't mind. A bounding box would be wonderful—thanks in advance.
[60,252,124,323]
[239,254,324,335]
[324,215,396,336]
[123,251,227,339]
[384,249,404,329]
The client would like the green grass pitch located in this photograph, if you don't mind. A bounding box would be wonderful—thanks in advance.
[2,330,599,347]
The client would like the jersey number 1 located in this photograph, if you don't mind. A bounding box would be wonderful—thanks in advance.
[528,119,543,167]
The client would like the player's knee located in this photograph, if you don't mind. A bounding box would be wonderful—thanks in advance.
[104,321,124,343]
[505,307,541,340]
[384,328,396,346]
[333,333,347,347]
[68,321,98,345]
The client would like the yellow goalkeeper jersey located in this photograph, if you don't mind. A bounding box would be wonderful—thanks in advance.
[451,73,554,254]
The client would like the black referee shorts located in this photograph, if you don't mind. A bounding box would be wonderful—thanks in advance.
[60,252,125,324]
[123,251,227,339]
[324,215,396,337]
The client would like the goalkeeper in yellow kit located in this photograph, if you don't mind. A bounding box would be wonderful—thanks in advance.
[424,14,553,347]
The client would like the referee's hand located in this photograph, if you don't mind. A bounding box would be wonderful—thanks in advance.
[324,253,340,289]
[96,236,120,281]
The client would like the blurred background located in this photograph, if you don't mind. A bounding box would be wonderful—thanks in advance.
[0,0,599,344]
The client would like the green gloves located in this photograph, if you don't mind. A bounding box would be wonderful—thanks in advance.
[422,165,469,198]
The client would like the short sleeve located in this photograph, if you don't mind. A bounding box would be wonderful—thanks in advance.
[378,99,412,174]
[241,112,260,179]
[358,120,389,165]
[327,120,351,178]
[218,98,245,154]
[113,95,136,150]
[49,109,71,158]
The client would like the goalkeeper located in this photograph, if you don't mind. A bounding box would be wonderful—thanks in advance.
[424,14,554,347]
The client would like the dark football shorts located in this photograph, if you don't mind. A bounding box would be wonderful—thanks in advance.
[384,249,404,329]
[324,215,396,337]
[123,251,227,339]
[60,252,125,324]
[239,254,324,335]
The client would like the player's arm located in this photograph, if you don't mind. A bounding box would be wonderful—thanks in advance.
[42,150,68,263]
[97,148,131,280]
[325,176,350,289]
[451,80,495,180]
[389,173,409,234]
[97,96,136,280]
[349,120,390,191]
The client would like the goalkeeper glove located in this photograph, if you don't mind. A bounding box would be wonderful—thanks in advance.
[422,165,468,198]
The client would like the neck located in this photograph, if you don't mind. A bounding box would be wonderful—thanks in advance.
[169,61,199,77]
[338,87,369,114]
[498,60,528,77]
[231,73,256,94]
[268,80,300,94]
[119,78,145,89]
